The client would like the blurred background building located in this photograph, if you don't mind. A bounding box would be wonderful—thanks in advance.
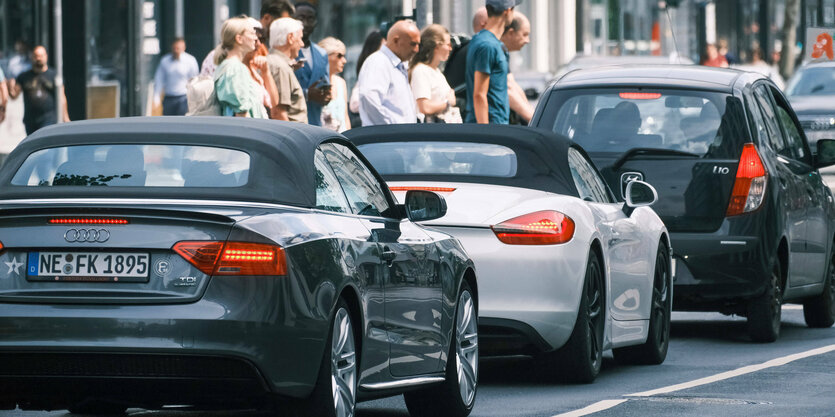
[0,0,832,147]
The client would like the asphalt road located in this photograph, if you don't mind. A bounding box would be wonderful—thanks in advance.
[4,305,835,417]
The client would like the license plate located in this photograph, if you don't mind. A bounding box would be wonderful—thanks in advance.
[27,252,150,283]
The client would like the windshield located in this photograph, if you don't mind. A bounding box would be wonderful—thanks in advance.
[357,141,517,177]
[786,67,835,96]
[11,144,250,187]
[547,88,740,158]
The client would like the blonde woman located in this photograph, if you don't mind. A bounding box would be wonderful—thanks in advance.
[213,17,268,118]
[409,24,460,123]
[318,37,350,132]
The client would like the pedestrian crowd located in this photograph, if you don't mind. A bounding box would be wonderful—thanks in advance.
[175,0,530,130]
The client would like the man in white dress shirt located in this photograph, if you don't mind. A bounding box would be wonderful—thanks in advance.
[357,20,420,126]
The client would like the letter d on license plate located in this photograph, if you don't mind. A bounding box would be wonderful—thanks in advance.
[27,252,150,283]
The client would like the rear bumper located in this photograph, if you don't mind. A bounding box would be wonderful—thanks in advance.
[431,226,587,352]
[671,230,771,310]
[0,275,329,407]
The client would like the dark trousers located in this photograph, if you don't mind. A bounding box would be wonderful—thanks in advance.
[24,116,56,135]
[163,95,188,116]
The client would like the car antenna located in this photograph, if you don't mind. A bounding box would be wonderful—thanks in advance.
[665,4,682,64]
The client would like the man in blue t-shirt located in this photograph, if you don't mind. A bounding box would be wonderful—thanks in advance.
[465,0,520,124]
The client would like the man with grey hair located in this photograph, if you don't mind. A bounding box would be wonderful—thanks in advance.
[501,11,533,123]
[357,20,420,125]
[267,17,307,122]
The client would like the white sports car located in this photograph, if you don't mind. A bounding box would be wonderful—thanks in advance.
[346,124,672,382]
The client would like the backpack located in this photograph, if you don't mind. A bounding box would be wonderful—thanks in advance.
[186,75,221,116]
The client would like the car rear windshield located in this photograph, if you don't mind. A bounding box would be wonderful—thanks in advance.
[547,88,742,158]
[786,67,835,96]
[357,141,517,178]
[10,144,250,187]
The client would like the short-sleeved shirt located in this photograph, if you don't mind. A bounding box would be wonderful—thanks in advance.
[464,29,510,124]
[16,68,58,125]
[410,63,452,121]
[268,50,308,124]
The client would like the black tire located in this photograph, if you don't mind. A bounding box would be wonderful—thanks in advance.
[613,243,671,365]
[542,251,604,383]
[404,281,477,417]
[290,298,358,417]
[67,401,127,415]
[747,258,782,343]
[803,250,835,328]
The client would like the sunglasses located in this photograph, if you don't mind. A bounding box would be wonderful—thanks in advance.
[330,52,346,59]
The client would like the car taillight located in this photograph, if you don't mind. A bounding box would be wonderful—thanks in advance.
[173,241,287,276]
[49,218,129,224]
[0,241,4,252]
[727,143,768,217]
[491,211,575,245]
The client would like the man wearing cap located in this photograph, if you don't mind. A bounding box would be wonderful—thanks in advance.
[465,0,519,124]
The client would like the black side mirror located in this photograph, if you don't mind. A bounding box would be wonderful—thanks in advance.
[814,139,835,168]
[404,190,447,222]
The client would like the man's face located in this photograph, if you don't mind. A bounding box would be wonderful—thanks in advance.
[260,15,276,44]
[503,19,530,52]
[172,40,186,57]
[289,29,305,55]
[394,29,420,62]
[294,6,317,39]
[32,47,47,67]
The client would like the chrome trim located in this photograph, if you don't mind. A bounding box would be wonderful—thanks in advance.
[360,376,445,390]
[720,240,747,246]
[0,198,304,211]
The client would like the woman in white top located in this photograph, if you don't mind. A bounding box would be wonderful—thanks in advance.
[409,24,460,123]
[318,37,351,132]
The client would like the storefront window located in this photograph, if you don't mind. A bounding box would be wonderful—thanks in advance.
[86,0,129,118]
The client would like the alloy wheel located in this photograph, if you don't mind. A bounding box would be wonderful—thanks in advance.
[586,260,603,369]
[331,307,357,417]
[651,250,670,349]
[456,290,478,407]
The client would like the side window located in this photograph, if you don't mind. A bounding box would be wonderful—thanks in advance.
[745,93,769,146]
[567,148,611,203]
[320,142,391,217]
[771,88,811,165]
[314,149,351,213]
[753,85,789,157]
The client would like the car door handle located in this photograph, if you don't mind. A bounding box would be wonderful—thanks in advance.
[381,248,397,263]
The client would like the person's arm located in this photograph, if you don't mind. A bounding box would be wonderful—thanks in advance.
[255,56,279,108]
[339,77,351,130]
[411,67,449,116]
[271,104,290,121]
[507,73,533,123]
[8,78,21,99]
[0,79,7,123]
[472,71,490,124]
[358,58,395,125]
[60,86,70,122]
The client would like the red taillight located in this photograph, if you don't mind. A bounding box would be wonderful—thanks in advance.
[619,92,662,100]
[216,242,287,276]
[49,218,129,225]
[491,211,575,245]
[173,241,286,276]
[0,241,4,252]
[727,143,768,217]
[389,186,457,192]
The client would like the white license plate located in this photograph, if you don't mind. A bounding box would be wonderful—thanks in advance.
[27,252,150,282]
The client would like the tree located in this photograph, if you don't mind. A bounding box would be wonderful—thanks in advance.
[779,0,800,80]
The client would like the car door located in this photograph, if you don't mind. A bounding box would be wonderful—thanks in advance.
[752,83,810,285]
[567,148,652,322]
[312,149,393,385]
[320,142,444,377]
[771,86,830,286]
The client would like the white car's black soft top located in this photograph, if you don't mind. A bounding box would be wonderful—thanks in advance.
[345,124,586,199]
[0,117,376,208]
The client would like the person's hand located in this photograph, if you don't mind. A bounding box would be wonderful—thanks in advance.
[308,80,332,105]
[290,59,305,71]
[0,107,6,124]
[447,89,457,107]
[253,56,269,74]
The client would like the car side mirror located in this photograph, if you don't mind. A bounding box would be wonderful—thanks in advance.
[814,139,835,168]
[624,180,658,209]
[404,190,447,222]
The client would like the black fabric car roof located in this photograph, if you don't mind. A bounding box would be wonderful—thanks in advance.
[0,117,352,207]
[344,124,580,198]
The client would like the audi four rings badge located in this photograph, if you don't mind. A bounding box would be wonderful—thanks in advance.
[64,228,111,243]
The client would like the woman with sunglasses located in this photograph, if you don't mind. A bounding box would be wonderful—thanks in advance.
[318,37,350,132]
[409,24,460,123]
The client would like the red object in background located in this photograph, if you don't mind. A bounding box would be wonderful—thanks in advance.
[812,33,834,60]
[651,21,661,56]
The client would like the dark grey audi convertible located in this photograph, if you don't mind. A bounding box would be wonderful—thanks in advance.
[0,118,478,417]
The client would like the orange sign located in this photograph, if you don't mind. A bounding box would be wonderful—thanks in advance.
[807,28,835,61]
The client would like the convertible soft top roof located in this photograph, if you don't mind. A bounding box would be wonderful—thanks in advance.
[344,124,581,198]
[0,117,356,207]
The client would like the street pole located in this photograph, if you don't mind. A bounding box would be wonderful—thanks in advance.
[54,0,64,124]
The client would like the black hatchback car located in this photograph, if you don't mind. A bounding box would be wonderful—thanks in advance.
[531,65,835,342]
